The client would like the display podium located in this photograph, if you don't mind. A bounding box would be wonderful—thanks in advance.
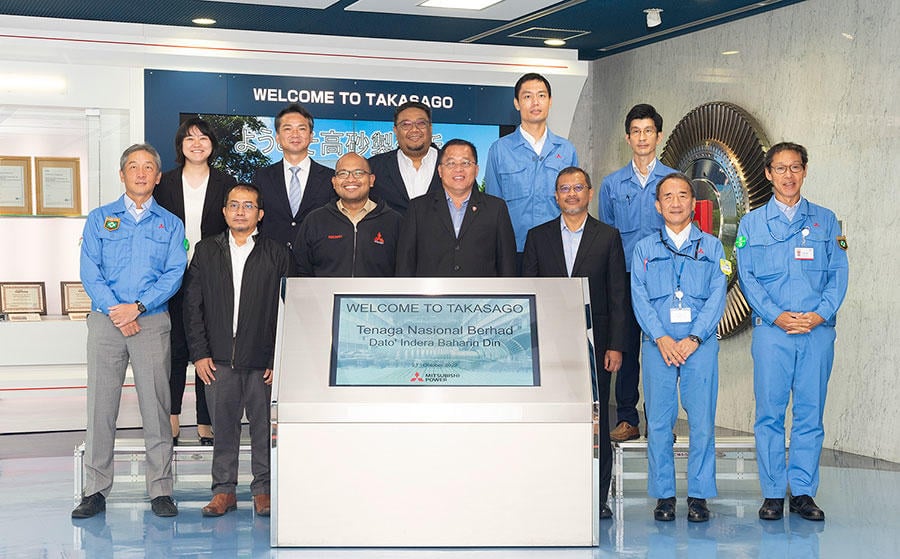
[271,278,597,547]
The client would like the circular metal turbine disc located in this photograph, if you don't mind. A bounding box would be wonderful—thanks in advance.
[660,102,771,338]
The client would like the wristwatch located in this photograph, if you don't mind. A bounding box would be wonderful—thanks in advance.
[135,300,146,314]
[688,334,702,345]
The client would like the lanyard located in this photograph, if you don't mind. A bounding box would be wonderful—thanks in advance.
[767,213,810,244]
[658,230,699,296]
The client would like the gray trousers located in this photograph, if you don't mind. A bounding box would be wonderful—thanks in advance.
[83,311,173,499]
[205,364,271,496]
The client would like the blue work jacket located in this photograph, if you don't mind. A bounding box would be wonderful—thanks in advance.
[631,225,728,343]
[600,159,676,271]
[484,127,578,251]
[736,197,848,326]
[80,195,187,316]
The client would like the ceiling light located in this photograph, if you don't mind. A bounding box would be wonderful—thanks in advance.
[644,8,663,28]
[420,0,502,9]
[192,17,217,25]
[841,32,854,40]
[721,50,739,55]
[544,38,566,47]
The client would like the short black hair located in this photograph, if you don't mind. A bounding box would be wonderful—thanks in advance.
[765,141,808,168]
[439,139,478,164]
[174,117,219,167]
[625,104,663,135]
[556,166,592,189]
[394,101,432,124]
[224,183,264,210]
[655,172,696,200]
[514,73,552,99]
[275,104,315,133]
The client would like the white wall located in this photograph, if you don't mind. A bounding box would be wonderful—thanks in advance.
[572,0,900,462]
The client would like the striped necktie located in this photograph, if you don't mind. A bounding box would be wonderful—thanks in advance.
[288,165,302,217]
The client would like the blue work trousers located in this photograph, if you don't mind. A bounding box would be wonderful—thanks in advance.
[642,335,719,499]
[753,323,835,498]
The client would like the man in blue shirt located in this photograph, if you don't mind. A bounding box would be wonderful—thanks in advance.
[736,142,848,522]
[631,172,728,523]
[73,143,187,519]
[485,73,578,262]
[600,104,677,443]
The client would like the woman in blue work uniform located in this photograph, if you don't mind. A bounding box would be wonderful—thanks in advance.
[631,172,728,523]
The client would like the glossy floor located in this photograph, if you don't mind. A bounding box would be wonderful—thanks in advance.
[0,430,897,558]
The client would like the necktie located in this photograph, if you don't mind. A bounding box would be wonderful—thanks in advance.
[289,166,302,217]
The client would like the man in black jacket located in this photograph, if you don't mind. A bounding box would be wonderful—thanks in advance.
[395,139,516,277]
[368,101,442,216]
[183,183,292,518]
[522,166,629,520]
[293,152,401,276]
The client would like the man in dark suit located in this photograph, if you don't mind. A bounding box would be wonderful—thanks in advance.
[252,103,336,249]
[396,139,516,277]
[368,101,442,216]
[522,166,629,519]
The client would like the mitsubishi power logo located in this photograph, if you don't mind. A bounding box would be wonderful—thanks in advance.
[410,372,424,382]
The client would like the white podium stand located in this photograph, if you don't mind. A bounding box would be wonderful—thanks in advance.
[270,278,597,547]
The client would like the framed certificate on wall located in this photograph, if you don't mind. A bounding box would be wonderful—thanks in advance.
[35,157,81,216]
[0,156,32,215]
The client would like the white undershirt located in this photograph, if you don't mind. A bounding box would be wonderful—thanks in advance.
[520,127,547,155]
[665,225,691,250]
[229,229,256,336]
[182,174,208,261]
[397,146,438,200]
[632,158,657,188]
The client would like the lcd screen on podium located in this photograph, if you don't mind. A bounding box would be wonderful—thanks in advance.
[329,294,540,387]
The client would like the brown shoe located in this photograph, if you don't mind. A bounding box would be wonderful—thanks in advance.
[254,493,271,517]
[610,421,640,442]
[202,493,237,517]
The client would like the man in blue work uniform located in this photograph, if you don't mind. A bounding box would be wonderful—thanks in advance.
[484,73,578,266]
[73,143,187,519]
[736,142,848,522]
[601,104,677,443]
[631,172,728,523]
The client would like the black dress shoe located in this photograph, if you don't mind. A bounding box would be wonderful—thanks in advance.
[654,497,676,521]
[758,498,785,520]
[789,495,825,521]
[199,436,214,446]
[599,502,613,519]
[72,492,106,519]
[687,497,709,522]
[151,496,178,517]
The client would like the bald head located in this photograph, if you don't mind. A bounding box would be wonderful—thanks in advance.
[332,152,375,210]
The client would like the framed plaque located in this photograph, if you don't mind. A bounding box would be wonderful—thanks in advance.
[0,156,32,215]
[61,281,92,316]
[0,282,47,315]
[35,157,81,216]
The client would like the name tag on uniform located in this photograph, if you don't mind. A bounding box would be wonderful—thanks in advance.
[670,307,692,323]
[794,247,814,260]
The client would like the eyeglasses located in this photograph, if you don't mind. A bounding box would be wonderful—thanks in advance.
[226,201,258,211]
[441,159,475,169]
[397,119,430,131]
[557,183,588,194]
[334,169,370,180]
[769,163,805,175]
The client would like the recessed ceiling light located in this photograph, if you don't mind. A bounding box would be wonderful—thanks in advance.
[420,0,503,9]
[721,50,740,55]
[192,17,217,25]
[544,38,566,47]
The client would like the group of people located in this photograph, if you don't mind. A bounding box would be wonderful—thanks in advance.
[71,71,848,529]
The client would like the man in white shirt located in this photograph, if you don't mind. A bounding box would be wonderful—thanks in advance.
[368,101,443,216]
